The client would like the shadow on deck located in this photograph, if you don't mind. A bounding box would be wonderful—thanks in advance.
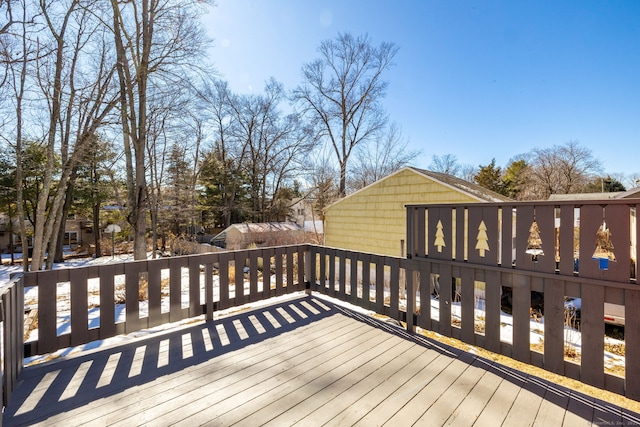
[4,294,640,426]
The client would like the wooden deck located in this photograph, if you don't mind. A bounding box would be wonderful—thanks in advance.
[3,295,639,427]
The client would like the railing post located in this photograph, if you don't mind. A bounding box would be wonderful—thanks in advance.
[404,260,418,333]
[1,274,25,410]
[406,207,414,258]
[626,289,640,400]
[304,245,312,296]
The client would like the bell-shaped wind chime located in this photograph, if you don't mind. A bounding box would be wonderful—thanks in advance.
[526,220,544,262]
[526,217,544,262]
[592,220,616,270]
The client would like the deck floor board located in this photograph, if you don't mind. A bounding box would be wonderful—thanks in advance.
[417,356,491,426]
[3,295,639,427]
[290,345,434,426]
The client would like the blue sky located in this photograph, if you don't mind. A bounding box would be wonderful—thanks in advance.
[201,1,640,180]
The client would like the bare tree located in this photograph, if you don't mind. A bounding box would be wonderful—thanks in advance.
[0,0,14,34]
[429,154,461,176]
[428,153,476,181]
[144,86,197,255]
[24,1,121,270]
[197,78,243,228]
[109,0,209,260]
[349,122,420,191]
[529,140,602,199]
[250,80,314,222]
[224,78,314,223]
[3,0,33,271]
[293,32,398,197]
[307,151,340,221]
[623,173,640,190]
[48,9,121,266]
[460,164,478,183]
[0,0,16,93]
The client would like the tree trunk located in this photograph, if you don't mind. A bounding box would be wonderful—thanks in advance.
[339,159,348,198]
[53,179,75,263]
[92,202,101,258]
[31,2,76,271]
[15,35,28,271]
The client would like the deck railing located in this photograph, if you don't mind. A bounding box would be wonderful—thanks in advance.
[0,274,24,407]
[2,199,640,409]
[308,243,640,400]
[20,245,306,357]
[400,199,640,400]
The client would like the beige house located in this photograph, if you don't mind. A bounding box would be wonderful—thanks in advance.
[323,167,510,257]
[0,213,93,255]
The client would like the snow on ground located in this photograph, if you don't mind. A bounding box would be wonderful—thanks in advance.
[0,253,626,371]
[1,252,138,285]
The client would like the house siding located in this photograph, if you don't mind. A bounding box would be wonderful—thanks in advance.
[324,168,483,257]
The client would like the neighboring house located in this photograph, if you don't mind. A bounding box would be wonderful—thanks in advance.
[210,222,304,250]
[288,197,319,225]
[0,213,94,254]
[61,214,95,250]
[323,166,510,257]
[548,187,640,201]
[0,214,17,254]
[303,220,324,234]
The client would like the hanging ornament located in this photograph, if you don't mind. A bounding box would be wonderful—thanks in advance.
[526,220,544,262]
[592,221,616,270]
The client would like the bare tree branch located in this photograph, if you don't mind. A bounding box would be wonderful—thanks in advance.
[293,32,398,197]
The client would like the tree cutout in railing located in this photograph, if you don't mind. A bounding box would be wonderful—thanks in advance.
[475,220,489,257]
[592,220,616,270]
[526,220,544,262]
[434,220,446,253]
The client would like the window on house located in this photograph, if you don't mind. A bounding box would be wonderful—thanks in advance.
[64,231,79,247]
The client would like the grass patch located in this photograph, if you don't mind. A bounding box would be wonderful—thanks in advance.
[605,342,625,357]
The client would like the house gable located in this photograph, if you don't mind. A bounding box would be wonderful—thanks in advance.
[324,167,501,257]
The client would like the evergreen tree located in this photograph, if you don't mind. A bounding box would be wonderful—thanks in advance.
[584,176,626,193]
[198,148,250,229]
[166,144,197,236]
[0,154,17,263]
[73,135,118,257]
[474,159,504,195]
[503,159,530,200]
